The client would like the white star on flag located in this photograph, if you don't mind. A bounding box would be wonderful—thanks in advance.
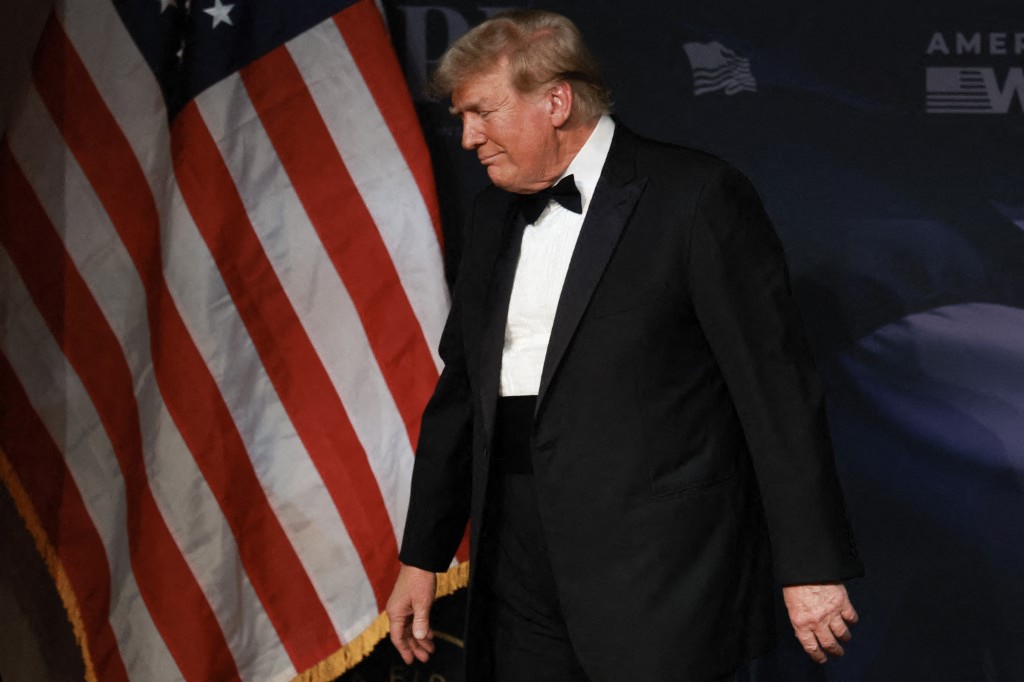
[204,0,234,28]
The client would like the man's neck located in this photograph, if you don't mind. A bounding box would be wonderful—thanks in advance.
[548,116,600,186]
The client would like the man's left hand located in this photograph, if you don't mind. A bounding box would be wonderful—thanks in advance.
[782,583,858,664]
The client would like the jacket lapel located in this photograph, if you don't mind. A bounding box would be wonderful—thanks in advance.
[537,126,647,410]
[477,201,527,443]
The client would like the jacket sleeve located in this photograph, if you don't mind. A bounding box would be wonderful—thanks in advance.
[688,164,863,584]
[397,209,476,572]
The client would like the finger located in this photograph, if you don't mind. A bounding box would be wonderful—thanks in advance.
[412,605,432,641]
[409,604,434,663]
[815,627,845,658]
[410,635,436,663]
[411,627,435,651]
[411,614,432,638]
[388,618,416,665]
[830,615,852,642]
[841,602,859,624]
[409,626,435,663]
[397,642,415,666]
[795,629,827,664]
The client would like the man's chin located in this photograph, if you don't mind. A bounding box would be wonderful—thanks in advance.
[485,167,516,192]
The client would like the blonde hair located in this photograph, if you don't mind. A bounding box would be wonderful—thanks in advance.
[429,10,612,124]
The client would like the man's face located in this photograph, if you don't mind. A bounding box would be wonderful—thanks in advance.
[451,63,560,194]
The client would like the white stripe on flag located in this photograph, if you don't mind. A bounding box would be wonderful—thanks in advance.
[169,88,382,641]
[195,73,414,548]
[63,0,385,648]
[0,246,184,682]
[56,2,177,203]
[288,19,449,369]
[5,87,294,682]
[10,0,454,677]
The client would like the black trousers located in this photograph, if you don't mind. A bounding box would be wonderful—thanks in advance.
[476,396,590,681]
[474,397,735,682]
[476,471,591,681]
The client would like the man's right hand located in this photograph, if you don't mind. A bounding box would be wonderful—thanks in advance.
[386,564,438,664]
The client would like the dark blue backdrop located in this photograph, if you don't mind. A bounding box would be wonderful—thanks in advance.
[356,2,1024,680]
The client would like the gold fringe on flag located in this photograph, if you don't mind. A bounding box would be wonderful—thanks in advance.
[0,447,98,682]
[293,560,470,682]
[1,442,470,682]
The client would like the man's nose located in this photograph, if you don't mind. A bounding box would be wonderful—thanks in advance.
[461,122,484,150]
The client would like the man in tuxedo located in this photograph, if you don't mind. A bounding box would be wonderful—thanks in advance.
[386,9,863,681]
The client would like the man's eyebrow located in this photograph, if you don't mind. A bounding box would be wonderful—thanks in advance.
[449,99,481,116]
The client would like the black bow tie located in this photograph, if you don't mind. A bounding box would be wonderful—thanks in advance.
[519,175,582,224]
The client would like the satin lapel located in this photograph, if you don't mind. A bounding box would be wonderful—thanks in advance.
[537,128,647,411]
[478,206,527,443]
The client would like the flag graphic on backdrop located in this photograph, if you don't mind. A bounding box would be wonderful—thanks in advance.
[683,40,757,97]
[0,0,462,680]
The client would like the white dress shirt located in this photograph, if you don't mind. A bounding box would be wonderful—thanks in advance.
[499,115,616,396]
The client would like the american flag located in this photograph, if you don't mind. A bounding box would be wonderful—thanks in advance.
[0,0,462,680]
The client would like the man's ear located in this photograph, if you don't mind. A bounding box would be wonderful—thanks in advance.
[548,81,574,127]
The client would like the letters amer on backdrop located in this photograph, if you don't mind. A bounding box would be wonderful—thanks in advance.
[924,31,1024,114]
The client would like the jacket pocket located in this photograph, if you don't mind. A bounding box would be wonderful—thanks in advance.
[647,469,738,502]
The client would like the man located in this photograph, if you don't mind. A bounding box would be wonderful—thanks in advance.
[387,10,863,681]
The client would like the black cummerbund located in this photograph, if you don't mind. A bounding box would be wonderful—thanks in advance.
[493,395,537,474]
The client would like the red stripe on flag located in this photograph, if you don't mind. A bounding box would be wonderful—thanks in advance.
[335,0,443,243]
[0,351,130,682]
[333,1,469,569]
[33,16,343,670]
[0,142,239,682]
[240,46,439,451]
[455,529,471,564]
[171,100,399,611]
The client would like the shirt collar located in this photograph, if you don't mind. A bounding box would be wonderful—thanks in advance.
[560,115,615,214]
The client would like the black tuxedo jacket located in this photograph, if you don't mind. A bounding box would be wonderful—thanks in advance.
[400,124,863,680]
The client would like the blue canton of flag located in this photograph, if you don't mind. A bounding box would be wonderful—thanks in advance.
[114,0,356,116]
